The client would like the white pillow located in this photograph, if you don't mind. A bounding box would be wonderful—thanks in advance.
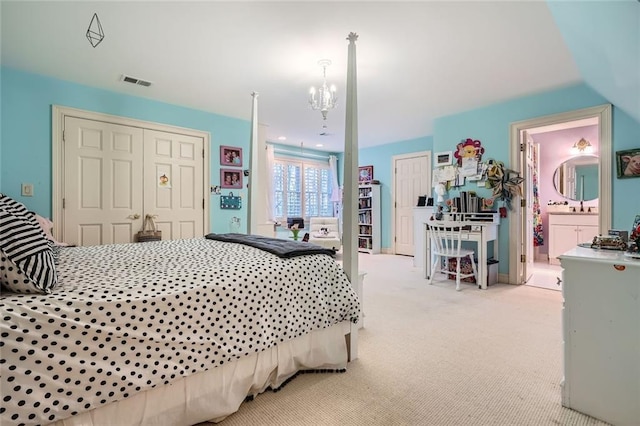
[34,213,69,246]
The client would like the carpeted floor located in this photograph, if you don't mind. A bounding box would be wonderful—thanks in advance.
[208,253,609,426]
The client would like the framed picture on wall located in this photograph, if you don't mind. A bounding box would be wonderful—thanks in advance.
[220,146,243,167]
[221,168,242,189]
[434,151,453,166]
[616,148,640,178]
[358,165,374,182]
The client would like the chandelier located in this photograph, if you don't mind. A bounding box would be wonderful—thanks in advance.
[309,59,337,121]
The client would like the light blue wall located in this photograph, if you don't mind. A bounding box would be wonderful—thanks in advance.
[546,0,640,124]
[575,164,598,202]
[0,67,250,233]
[4,68,638,275]
[359,136,433,249]
[359,83,639,273]
[431,82,640,273]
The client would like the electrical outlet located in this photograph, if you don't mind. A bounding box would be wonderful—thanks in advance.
[21,183,34,197]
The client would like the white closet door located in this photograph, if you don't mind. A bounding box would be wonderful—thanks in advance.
[143,129,204,240]
[394,153,431,256]
[63,117,144,246]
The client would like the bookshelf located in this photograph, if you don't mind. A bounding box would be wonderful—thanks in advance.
[358,183,381,254]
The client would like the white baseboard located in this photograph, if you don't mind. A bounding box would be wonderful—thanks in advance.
[498,273,511,284]
[534,253,549,262]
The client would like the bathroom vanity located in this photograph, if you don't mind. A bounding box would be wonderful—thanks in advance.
[548,212,599,265]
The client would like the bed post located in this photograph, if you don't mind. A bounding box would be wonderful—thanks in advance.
[343,32,359,361]
[247,91,259,235]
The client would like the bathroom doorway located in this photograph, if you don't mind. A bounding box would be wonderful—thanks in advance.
[508,104,612,287]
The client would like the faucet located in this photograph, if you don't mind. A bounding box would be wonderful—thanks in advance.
[580,200,584,212]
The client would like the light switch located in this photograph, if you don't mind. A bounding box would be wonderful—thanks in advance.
[21,183,34,197]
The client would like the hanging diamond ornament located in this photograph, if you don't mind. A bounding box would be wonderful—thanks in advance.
[86,13,105,48]
[309,59,337,121]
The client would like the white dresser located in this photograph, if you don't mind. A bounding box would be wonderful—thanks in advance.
[548,213,599,265]
[559,247,640,426]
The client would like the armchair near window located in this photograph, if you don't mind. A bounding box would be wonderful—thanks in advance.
[308,217,341,251]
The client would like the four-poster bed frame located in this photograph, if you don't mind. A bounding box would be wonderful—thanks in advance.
[247,32,362,362]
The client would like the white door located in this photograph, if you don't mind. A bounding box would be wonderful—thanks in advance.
[63,117,144,245]
[522,132,535,283]
[143,129,204,240]
[394,153,431,256]
[62,118,205,246]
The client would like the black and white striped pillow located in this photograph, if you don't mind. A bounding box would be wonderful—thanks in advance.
[0,194,58,294]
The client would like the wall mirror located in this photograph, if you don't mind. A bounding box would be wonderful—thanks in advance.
[553,155,598,201]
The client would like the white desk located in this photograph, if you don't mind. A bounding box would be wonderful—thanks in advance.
[424,217,499,289]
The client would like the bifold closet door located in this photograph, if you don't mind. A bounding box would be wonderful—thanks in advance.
[63,117,144,246]
[143,129,204,240]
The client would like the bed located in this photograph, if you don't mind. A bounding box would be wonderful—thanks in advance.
[2,32,362,426]
[1,235,359,425]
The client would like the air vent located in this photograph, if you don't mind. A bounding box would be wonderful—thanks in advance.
[121,74,152,87]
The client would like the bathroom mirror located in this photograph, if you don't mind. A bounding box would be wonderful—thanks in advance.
[553,155,598,201]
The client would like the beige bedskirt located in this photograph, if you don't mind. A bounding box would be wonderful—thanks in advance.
[50,322,351,426]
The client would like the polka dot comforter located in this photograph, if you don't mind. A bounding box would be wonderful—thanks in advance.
[0,238,360,426]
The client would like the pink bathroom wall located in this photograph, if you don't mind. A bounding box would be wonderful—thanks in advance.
[531,125,599,254]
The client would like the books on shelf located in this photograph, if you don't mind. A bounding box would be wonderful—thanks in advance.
[450,191,496,215]
[357,183,380,254]
[358,210,372,224]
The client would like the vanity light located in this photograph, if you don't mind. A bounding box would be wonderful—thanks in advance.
[571,138,594,155]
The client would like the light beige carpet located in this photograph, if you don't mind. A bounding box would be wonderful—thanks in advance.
[208,254,608,426]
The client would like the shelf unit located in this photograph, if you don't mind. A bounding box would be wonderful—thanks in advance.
[358,183,381,254]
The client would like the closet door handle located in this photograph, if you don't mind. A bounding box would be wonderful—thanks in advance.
[128,213,141,220]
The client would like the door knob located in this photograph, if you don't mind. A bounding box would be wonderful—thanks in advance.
[128,213,141,220]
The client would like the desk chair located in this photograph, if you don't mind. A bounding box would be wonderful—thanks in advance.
[426,220,478,291]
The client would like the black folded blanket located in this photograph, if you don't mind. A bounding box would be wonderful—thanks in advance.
[205,233,336,259]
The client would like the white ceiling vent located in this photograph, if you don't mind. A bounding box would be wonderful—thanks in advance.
[121,74,152,87]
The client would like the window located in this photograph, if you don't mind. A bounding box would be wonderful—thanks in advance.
[274,159,332,222]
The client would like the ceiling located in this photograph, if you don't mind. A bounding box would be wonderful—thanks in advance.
[1,1,636,153]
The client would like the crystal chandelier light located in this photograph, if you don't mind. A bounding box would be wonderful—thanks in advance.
[309,59,337,121]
